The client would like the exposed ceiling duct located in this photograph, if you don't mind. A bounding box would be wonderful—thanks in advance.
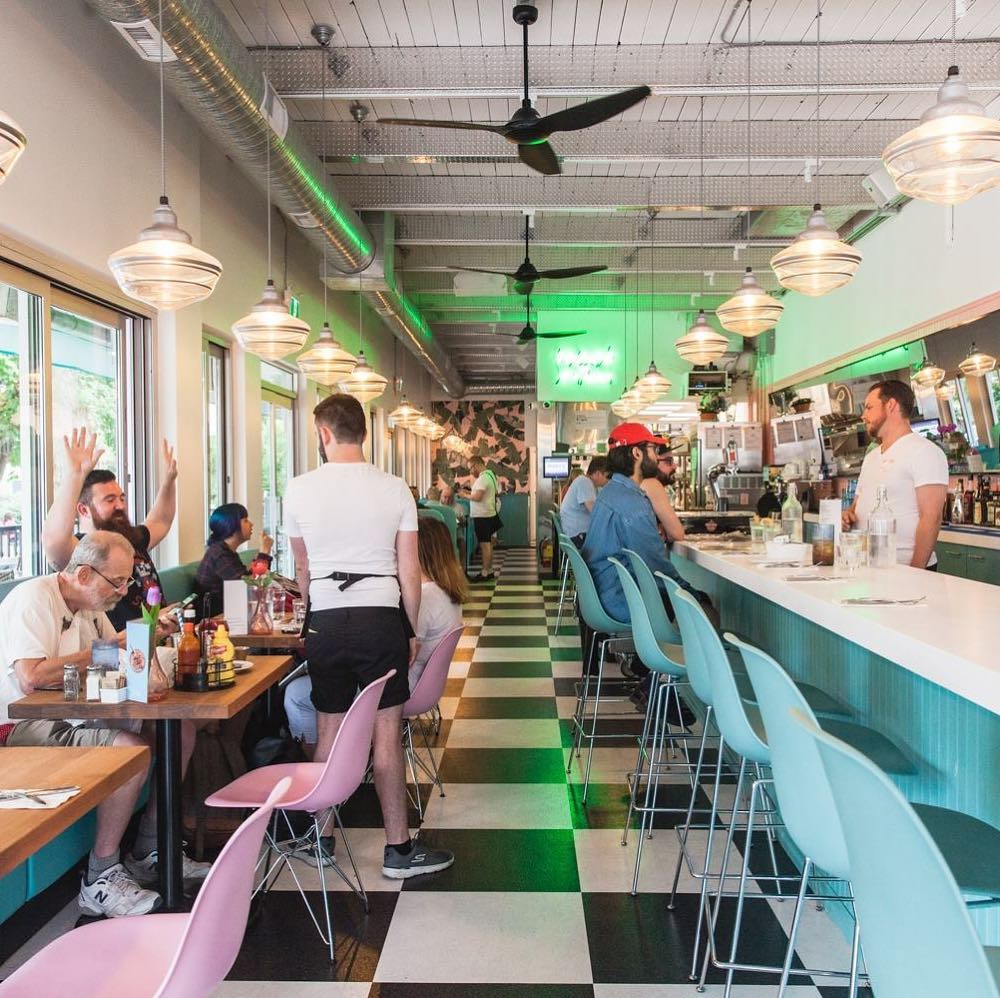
[85,0,464,397]
[461,379,537,396]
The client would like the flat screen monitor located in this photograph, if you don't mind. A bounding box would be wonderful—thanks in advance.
[912,418,940,438]
[543,455,571,479]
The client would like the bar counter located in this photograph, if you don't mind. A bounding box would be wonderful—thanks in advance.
[671,539,1000,941]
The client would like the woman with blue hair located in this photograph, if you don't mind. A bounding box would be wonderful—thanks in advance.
[194,503,273,618]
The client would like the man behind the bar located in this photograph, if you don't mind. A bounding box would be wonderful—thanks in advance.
[843,379,948,569]
[286,394,454,879]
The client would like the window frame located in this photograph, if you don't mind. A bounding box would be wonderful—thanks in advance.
[202,338,232,517]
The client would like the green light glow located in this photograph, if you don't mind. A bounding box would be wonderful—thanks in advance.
[554,347,617,388]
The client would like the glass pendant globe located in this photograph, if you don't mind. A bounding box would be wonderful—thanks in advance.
[958,342,997,378]
[337,349,388,405]
[389,396,424,427]
[882,67,1000,206]
[610,397,640,419]
[296,322,357,386]
[109,198,223,310]
[716,267,784,337]
[675,310,730,365]
[232,279,311,360]
[636,361,672,400]
[934,383,957,401]
[0,109,27,186]
[912,359,946,389]
[770,205,863,296]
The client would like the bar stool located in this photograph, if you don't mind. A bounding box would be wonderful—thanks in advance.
[561,540,632,802]
[737,636,1000,997]
[552,517,575,632]
[805,713,1000,998]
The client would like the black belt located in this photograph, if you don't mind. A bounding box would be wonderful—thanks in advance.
[312,569,396,592]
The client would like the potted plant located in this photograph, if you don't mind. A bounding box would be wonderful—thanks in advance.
[699,394,728,422]
[791,396,813,414]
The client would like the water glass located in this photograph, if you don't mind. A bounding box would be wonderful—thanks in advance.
[838,531,866,575]
[812,523,836,566]
[750,523,765,554]
[292,598,306,627]
[91,639,119,672]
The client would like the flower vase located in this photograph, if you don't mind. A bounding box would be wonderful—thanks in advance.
[248,587,273,635]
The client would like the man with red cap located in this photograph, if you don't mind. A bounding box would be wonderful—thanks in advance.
[582,422,700,624]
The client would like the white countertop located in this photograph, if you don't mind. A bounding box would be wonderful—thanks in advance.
[803,512,1000,552]
[673,540,1000,716]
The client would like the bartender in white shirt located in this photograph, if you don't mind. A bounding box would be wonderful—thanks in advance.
[842,379,949,569]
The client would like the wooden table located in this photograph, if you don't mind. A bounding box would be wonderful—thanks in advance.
[0,746,149,878]
[228,615,304,652]
[9,655,292,907]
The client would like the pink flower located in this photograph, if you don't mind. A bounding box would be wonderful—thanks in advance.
[145,585,161,608]
[250,559,268,578]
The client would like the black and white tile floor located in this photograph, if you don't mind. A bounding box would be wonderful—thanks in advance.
[0,548,860,996]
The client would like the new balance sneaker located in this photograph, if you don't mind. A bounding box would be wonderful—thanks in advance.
[79,863,162,918]
[382,842,454,880]
[125,849,212,888]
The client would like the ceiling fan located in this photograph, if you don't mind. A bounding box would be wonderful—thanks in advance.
[378,4,651,176]
[498,293,587,345]
[452,216,607,295]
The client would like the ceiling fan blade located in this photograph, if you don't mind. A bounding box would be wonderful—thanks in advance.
[535,265,609,279]
[378,118,505,134]
[518,140,560,176]
[536,86,651,133]
[451,265,519,278]
[536,330,588,339]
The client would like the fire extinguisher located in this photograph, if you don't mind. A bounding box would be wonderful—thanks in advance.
[539,537,554,569]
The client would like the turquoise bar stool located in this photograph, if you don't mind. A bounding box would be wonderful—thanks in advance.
[609,556,695,894]
[739,637,1000,996]
[623,548,681,644]
[804,711,1000,998]
[561,540,632,801]
[553,523,575,633]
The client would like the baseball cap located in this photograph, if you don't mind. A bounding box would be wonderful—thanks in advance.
[608,423,668,448]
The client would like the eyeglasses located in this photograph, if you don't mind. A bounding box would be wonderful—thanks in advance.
[82,564,132,594]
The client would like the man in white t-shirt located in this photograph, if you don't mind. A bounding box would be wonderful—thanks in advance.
[843,379,949,568]
[559,456,609,545]
[285,394,453,880]
[466,456,501,581]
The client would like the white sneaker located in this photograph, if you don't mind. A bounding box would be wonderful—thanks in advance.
[125,849,212,888]
[79,863,162,918]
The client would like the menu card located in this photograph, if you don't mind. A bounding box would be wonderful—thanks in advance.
[224,580,248,634]
[125,620,152,703]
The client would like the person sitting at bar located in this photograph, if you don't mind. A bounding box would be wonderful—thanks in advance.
[419,486,461,554]
[284,516,466,759]
[641,446,686,544]
[41,427,179,634]
[0,531,208,917]
[559,456,609,547]
[194,502,273,618]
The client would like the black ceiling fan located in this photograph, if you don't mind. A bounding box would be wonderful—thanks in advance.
[452,216,607,295]
[378,4,651,176]
[498,293,587,345]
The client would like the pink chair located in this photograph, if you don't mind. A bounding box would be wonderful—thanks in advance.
[0,777,292,998]
[205,670,393,964]
[403,626,464,820]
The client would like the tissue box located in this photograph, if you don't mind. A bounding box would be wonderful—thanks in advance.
[765,540,813,565]
[100,686,128,704]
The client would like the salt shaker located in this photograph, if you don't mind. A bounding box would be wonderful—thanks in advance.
[63,664,80,701]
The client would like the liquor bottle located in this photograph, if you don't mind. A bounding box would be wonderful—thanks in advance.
[868,485,897,567]
[781,481,804,543]
[974,476,984,526]
[990,490,1000,528]
[965,479,975,523]
[953,479,965,524]
[176,609,200,686]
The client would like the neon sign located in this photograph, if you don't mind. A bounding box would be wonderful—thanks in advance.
[554,347,616,387]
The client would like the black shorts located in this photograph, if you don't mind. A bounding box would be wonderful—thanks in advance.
[304,606,411,714]
[473,515,501,542]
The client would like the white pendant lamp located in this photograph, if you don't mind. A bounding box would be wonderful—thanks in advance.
[338,277,387,405]
[0,109,27,185]
[296,322,357,386]
[912,357,946,389]
[232,279,311,360]
[389,395,424,427]
[718,2,783,336]
[676,310,730,365]
[958,341,997,377]
[636,361,671,400]
[610,398,639,419]
[935,382,957,401]
[108,0,221,310]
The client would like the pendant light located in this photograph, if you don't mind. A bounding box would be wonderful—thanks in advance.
[232,1,309,358]
[912,357,946,389]
[676,99,730,365]
[770,1,861,296]
[612,227,641,417]
[635,211,671,400]
[337,276,388,405]
[935,382,957,401]
[882,2,1000,206]
[958,340,997,377]
[389,395,424,427]
[296,30,356,385]
[108,0,222,310]
[0,110,27,186]
[718,1,783,337]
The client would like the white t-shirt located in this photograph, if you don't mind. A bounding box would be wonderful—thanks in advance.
[0,575,116,724]
[854,431,949,567]
[284,462,419,611]
[560,475,598,538]
[408,580,464,692]
[470,471,498,518]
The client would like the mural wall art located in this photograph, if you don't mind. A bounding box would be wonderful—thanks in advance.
[432,400,528,494]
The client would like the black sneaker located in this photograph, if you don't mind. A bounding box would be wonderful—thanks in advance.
[382,842,454,880]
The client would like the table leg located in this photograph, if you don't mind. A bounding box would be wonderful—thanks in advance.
[155,718,184,909]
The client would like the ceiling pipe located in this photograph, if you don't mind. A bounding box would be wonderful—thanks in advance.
[85,0,464,396]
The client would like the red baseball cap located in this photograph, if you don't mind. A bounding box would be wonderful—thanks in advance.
[608,422,668,448]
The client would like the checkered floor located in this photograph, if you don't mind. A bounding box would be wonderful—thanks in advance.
[0,548,859,996]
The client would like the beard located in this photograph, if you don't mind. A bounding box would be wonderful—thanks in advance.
[639,454,660,480]
[865,415,885,442]
[657,469,676,486]
[90,507,140,545]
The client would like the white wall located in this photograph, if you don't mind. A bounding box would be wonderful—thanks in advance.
[0,0,434,564]
[770,189,1000,388]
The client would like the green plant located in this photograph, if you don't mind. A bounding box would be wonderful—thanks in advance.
[699,394,728,414]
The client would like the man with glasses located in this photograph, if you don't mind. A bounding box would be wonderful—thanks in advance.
[41,427,178,632]
[640,446,687,545]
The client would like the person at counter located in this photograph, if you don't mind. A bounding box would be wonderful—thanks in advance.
[559,456,609,546]
[843,379,949,569]
[642,446,686,544]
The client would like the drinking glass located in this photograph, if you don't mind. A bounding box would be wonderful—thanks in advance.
[812,523,836,567]
[750,523,765,554]
[838,531,866,575]
[292,598,306,627]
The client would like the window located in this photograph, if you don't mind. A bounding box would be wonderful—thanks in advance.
[261,387,296,576]
[202,340,230,517]
[986,369,1000,426]
[954,377,980,448]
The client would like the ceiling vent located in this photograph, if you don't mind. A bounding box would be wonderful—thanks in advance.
[110,18,177,61]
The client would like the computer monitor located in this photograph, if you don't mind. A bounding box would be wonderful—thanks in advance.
[912,418,940,438]
[542,455,571,479]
